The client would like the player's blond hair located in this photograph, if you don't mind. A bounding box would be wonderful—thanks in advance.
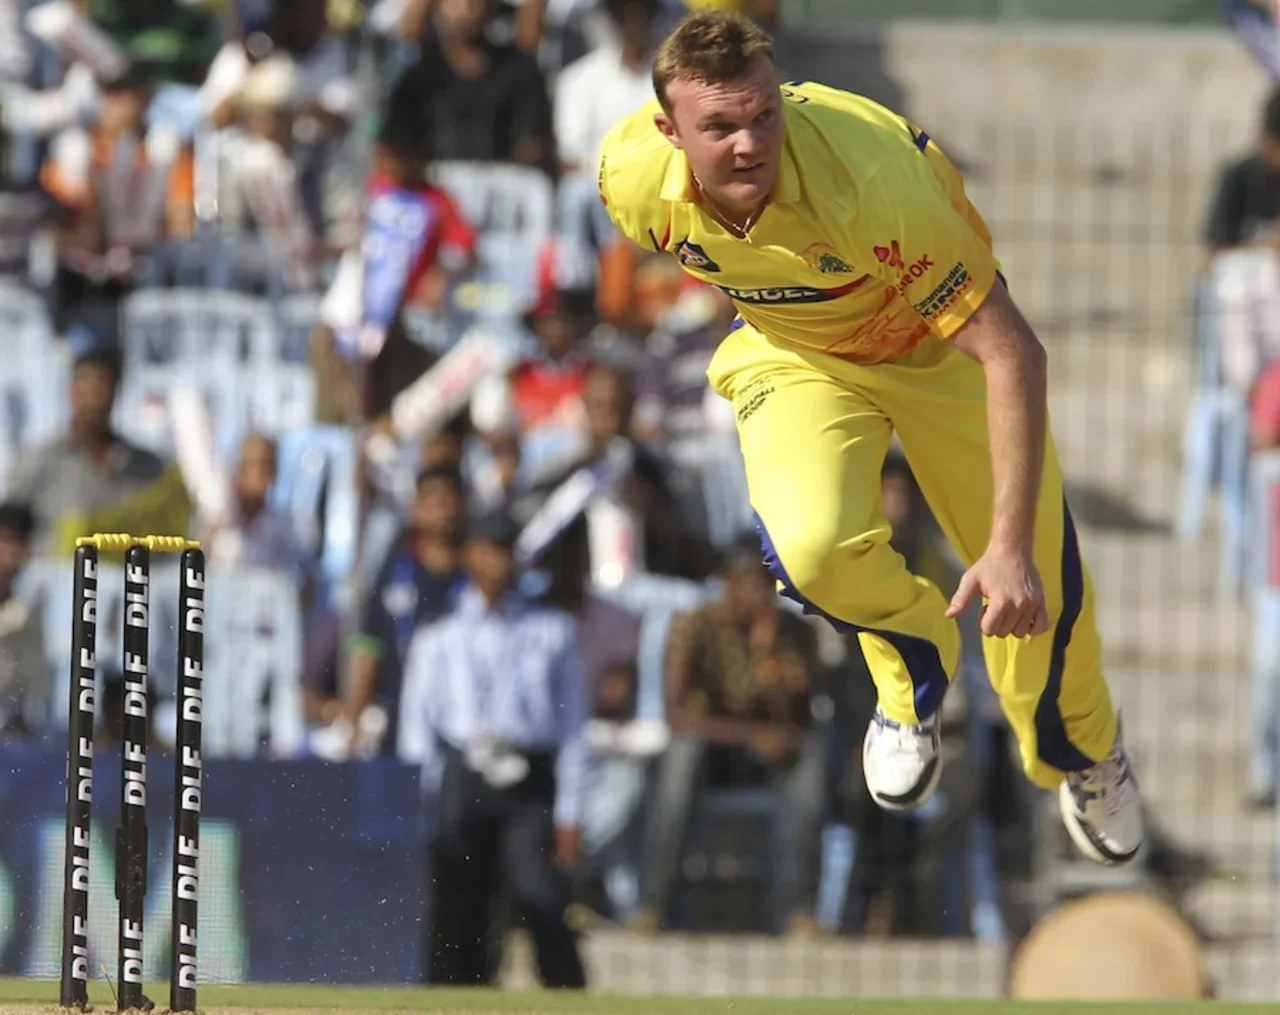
[652,11,775,112]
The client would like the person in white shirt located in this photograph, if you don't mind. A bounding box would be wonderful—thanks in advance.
[554,0,659,252]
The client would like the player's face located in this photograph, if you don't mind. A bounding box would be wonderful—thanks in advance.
[657,56,783,217]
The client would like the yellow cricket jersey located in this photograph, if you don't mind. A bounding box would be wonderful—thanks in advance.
[597,81,1000,364]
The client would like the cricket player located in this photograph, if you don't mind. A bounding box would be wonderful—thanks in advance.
[597,11,1143,864]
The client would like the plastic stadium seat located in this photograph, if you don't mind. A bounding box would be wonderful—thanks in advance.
[271,425,360,605]
[429,161,553,242]
[0,287,68,496]
[0,282,55,363]
[121,289,281,368]
[200,567,305,758]
[116,290,316,458]
[429,162,553,322]
[590,574,708,721]
[276,292,324,364]
[33,560,304,758]
[34,558,182,734]
[115,364,248,459]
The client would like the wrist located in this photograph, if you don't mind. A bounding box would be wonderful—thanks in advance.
[987,526,1034,556]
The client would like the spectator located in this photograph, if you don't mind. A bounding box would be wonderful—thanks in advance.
[467,374,523,513]
[200,0,359,233]
[383,0,555,171]
[420,415,470,473]
[633,275,737,461]
[7,346,169,556]
[0,502,47,736]
[201,0,358,135]
[398,507,587,989]
[400,0,547,56]
[577,360,714,580]
[539,514,650,922]
[554,0,658,252]
[341,466,467,757]
[314,116,478,425]
[555,0,657,177]
[202,433,308,576]
[508,256,597,480]
[43,65,194,344]
[1204,88,1280,394]
[636,533,825,935]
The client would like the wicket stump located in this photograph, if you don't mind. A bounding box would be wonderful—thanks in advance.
[59,534,206,1012]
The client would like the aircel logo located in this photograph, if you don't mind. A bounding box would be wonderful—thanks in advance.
[874,241,934,295]
[718,286,837,304]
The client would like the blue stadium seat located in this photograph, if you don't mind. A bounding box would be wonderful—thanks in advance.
[271,425,360,608]
[116,291,316,458]
[121,289,282,368]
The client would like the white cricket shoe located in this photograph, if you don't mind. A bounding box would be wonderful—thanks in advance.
[862,706,942,811]
[1058,723,1145,866]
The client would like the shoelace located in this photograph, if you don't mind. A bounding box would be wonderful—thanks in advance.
[1068,746,1131,818]
[872,710,936,757]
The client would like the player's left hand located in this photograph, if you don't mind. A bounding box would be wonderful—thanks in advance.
[945,545,1050,639]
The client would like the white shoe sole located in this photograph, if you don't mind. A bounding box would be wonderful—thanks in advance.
[1057,780,1141,867]
[862,722,943,812]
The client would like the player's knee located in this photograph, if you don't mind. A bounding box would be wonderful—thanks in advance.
[768,523,875,606]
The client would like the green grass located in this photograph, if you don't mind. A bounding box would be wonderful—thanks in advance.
[0,980,1272,1014]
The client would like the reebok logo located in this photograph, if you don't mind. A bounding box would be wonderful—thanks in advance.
[874,241,904,270]
[875,240,934,295]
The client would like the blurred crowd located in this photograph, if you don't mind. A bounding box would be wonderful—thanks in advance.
[0,0,1219,983]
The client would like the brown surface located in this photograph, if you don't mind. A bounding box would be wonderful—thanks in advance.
[1008,890,1209,1001]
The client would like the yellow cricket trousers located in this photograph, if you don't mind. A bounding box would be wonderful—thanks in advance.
[708,320,1117,788]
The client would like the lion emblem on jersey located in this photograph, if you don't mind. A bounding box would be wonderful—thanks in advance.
[800,243,854,274]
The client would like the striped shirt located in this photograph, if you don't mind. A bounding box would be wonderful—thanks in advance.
[398,585,587,828]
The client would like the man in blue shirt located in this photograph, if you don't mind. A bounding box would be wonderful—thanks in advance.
[399,508,588,988]
[343,466,466,756]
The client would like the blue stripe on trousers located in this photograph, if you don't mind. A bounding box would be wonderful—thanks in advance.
[753,513,950,720]
[1032,500,1096,773]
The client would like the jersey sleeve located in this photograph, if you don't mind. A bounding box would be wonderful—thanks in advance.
[596,109,670,253]
[855,142,1000,340]
[596,127,638,245]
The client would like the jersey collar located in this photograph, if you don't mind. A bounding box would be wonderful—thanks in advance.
[660,126,802,207]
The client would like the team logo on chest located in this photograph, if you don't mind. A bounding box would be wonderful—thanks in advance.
[675,239,720,273]
[799,242,854,274]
